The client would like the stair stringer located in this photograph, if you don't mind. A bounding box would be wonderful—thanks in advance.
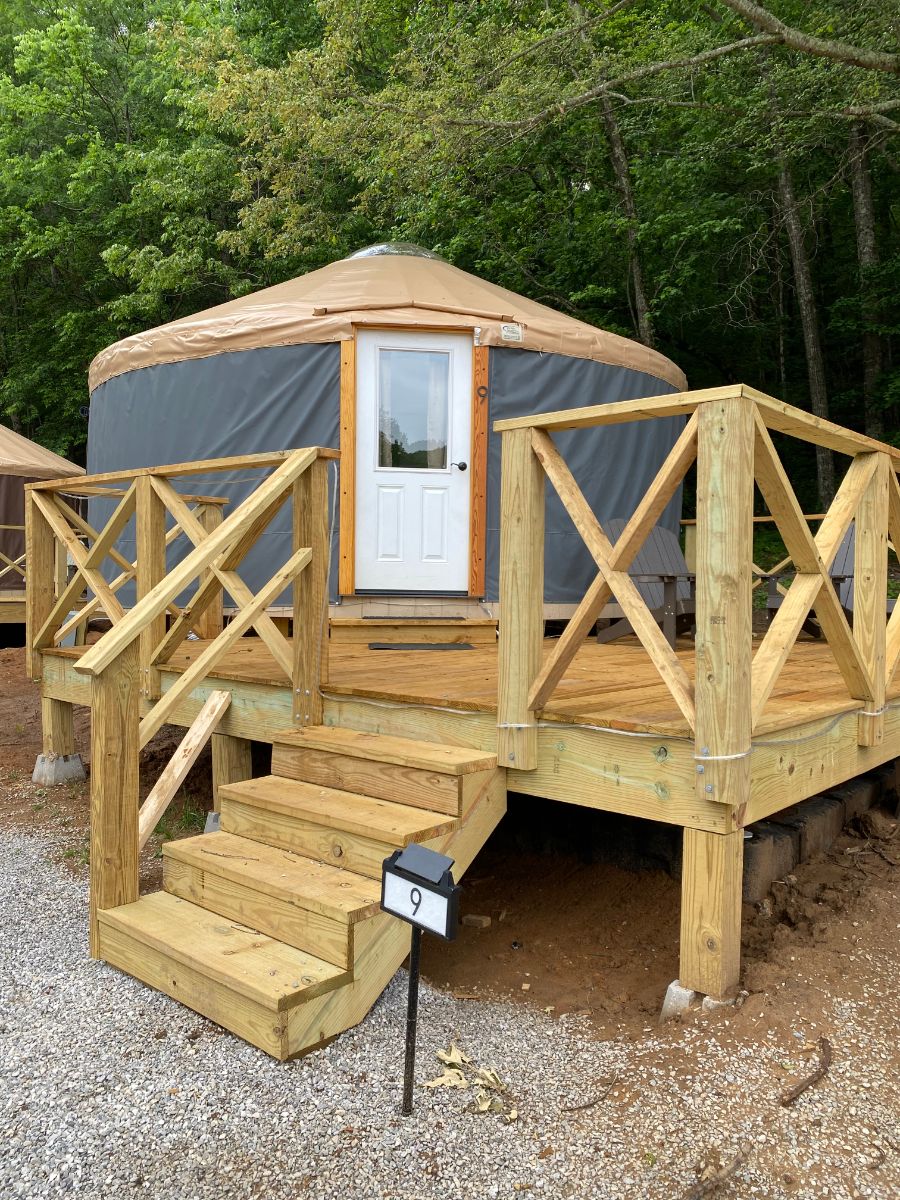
[285,768,506,1058]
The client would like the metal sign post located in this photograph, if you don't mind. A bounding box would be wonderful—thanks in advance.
[381,843,460,1116]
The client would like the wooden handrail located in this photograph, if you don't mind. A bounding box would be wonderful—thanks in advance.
[28,448,338,493]
[493,383,900,470]
[681,514,827,525]
[73,448,319,677]
[496,384,900,780]
[26,445,337,958]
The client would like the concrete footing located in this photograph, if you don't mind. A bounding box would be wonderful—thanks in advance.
[700,993,736,1014]
[660,979,738,1022]
[32,753,86,786]
[659,980,697,1022]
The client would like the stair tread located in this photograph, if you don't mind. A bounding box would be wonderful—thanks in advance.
[220,775,458,843]
[163,831,382,923]
[98,891,349,1011]
[271,727,497,775]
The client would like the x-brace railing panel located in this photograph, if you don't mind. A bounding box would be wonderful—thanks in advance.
[149,477,294,679]
[529,420,698,730]
[751,418,876,722]
[29,484,209,651]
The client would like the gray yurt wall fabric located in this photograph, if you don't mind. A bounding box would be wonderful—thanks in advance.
[485,348,681,604]
[87,342,680,605]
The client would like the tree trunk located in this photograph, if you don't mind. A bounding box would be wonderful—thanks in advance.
[848,121,883,440]
[599,93,654,348]
[777,162,835,505]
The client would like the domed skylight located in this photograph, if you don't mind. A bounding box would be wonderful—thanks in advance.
[346,243,445,261]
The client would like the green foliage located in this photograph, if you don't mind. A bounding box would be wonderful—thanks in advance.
[0,0,898,480]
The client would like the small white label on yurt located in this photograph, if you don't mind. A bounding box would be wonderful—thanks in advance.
[500,322,524,342]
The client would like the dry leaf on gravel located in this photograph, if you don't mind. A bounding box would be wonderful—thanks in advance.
[475,1066,506,1092]
[436,1041,471,1067]
[422,1066,469,1089]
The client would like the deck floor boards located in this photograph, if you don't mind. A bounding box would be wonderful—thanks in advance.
[154,635,900,738]
[51,634,893,738]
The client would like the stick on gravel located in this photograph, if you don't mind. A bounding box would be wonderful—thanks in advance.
[779,1036,833,1107]
[560,1073,618,1113]
[683,1146,749,1200]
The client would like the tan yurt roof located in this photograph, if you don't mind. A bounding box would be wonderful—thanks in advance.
[90,246,686,392]
[0,423,84,479]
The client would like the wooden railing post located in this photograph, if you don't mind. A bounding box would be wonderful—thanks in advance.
[136,476,167,700]
[293,454,330,727]
[855,452,889,747]
[683,394,754,999]
[89,642,140,958]
[497,427,544,770]
[195,502,225,640]
[25,487,57,682]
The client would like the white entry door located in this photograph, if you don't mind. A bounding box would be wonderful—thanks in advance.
[355,329,472,592]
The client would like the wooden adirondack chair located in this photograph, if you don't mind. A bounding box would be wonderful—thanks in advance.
[766,524,895,636]
[595,519,695,649]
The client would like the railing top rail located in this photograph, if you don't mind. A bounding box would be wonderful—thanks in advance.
[71,446,325,679]
[25,447,339,494]
[493,383,900,470]
[681,514,828,526]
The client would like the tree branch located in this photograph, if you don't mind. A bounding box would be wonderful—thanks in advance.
[718,0,899,73]
[478,0,639,85]
[360,34,781,133]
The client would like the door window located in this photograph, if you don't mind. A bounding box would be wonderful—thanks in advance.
[377,348,450,470]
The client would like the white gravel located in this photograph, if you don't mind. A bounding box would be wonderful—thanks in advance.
[1,829,898,1200]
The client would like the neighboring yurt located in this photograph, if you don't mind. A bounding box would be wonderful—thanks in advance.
[87,245,687,607]
[0,423,83,606]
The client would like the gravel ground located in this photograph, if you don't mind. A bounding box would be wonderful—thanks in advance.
[2,830,898,1200]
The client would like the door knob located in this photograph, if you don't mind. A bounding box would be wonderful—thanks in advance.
[451,461,468,471]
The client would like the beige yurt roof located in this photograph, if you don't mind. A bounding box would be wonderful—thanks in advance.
[0,423,84,479]
[90,246,686,392]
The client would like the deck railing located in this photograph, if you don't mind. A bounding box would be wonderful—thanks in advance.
[25,447,336,954]
[495,384,900,785]
[0,522,27,589]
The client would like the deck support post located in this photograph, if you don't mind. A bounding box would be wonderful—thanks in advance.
[854,454,888,747]
[498,428,544,770]
[679,828,743,1000]
[89,643,140,958]
[136,476,167,700]
[41,696,76,757]
[686,394,754,999]
[211,733,252,812]
[32,696,86,785]
[293,457,330,727]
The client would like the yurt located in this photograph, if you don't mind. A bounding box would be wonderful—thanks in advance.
[0,424,84,632]
[87,244,687,611]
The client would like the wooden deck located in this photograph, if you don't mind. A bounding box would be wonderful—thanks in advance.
[154,634,897,738]
[47,631,891,735]
[27,388,900,1026]
[43,630,900,837]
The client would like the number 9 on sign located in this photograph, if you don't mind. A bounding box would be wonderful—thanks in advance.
[381,845,460,941]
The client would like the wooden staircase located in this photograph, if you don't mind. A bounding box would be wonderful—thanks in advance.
[97,727,506,1059]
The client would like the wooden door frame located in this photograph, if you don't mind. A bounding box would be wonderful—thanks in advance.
[337,328,488,598]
